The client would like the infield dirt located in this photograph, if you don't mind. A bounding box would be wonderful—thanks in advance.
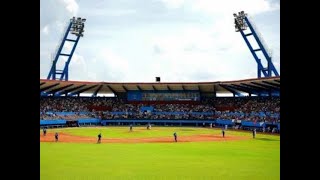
[40,132,249,143]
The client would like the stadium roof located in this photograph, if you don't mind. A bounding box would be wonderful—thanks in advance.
[40,76,280,96]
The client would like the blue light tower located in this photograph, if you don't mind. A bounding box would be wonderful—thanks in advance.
[234,11,279,78]
[47,17,86,81]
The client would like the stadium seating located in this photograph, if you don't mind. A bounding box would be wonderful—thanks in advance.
[40,97,280,124]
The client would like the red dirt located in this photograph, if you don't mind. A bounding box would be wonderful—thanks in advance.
[40,133,249,144]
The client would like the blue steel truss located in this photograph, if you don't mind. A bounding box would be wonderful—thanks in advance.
[234,12,279,78]
[47,17,85,81]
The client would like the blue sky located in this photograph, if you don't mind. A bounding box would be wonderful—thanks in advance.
[40,0,280,82]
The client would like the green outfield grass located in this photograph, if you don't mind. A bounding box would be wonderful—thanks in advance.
[40,127,280,180]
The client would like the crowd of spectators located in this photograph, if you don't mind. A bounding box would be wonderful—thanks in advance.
[40,97,279,122]
[40,112,96,121]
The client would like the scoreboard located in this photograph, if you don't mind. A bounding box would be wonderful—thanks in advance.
[127,91,200,101]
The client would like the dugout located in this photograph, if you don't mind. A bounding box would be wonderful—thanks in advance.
[66,120,79,127]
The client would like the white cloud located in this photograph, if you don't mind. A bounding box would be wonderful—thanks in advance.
[159,0,279,15]
[89,48,131,81]
[41,0,279,82]
[40,0,79,31]
[149,44,242,81]
[68,53,88,80]
[87,72,97,81]
[62,0,79,16]
[150,27,215,54]
[191,0,279,15]
[86,9,137,17]
[160,0,186,9]
[42,25,50,35]
[55,21,69,33]
[63,42,73,52]
[99,49,129,71]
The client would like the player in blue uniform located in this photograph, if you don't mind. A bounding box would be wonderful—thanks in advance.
[222,129,225,138]
[173,132,177,142]
[55,132,59,142]
[97,133,102,143]
[130,124,133,131]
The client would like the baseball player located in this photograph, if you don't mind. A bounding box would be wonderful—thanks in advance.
[222,129,225,138]
[43,127,47,136]
[130,124,133,132]
[252,128,256,138]
[97,133,102,143]
[173,132,177,142]
[55,132,59,142]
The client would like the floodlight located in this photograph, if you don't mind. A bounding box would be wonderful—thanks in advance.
[69,17,86,37]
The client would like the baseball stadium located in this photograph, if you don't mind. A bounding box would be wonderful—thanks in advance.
[40,2,280,180]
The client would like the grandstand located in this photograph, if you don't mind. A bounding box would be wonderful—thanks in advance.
[40,76,280,133]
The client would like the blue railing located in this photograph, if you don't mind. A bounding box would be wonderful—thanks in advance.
[40,119,66,125]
